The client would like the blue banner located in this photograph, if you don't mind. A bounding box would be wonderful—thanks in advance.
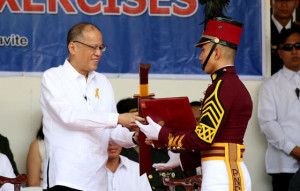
[0,0,262,77]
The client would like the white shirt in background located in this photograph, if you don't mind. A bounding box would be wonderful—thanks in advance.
[107,156,152,191]
[258,66,300,173]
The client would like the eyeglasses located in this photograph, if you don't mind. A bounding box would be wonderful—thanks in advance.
[281,43,300,51]
[73,40,107,52]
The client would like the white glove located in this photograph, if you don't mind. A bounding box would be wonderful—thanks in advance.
[153,151,181,171]
[135,116,161,140]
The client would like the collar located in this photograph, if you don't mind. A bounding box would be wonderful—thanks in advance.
[118,155,129,170]
[282,65,300,81]
[63,59,96,82]
[272,15,292,33]
[210,65,236,82]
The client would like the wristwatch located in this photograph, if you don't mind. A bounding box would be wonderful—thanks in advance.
[132,132,138,145]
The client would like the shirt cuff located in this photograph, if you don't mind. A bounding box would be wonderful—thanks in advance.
[284,141,296,155]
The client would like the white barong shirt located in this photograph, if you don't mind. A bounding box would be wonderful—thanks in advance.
[40,59,135,190]
[258,66,300,174]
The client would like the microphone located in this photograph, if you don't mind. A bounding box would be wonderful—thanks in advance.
[296,88,300,100]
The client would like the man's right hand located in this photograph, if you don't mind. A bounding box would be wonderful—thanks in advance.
[118,112,145,131]
[290,146,300,161]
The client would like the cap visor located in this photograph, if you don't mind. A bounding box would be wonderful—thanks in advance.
[195,37,211,47]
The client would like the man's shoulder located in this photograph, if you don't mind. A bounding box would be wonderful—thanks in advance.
[216,75,251,102]
[119,155,142,174]
[265,71,281,81]
[43,65,64,77]
[92,72,111,85]
[261,72,282,89]
[93,71,107,79]
[120,155,139,166]
[219,73,244,88]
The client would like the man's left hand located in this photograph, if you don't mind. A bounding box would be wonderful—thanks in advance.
[135,116,161,140]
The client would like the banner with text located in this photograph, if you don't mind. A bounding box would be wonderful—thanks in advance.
[0,0,262,78]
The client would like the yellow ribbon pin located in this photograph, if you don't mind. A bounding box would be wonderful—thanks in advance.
[95,88,99,99]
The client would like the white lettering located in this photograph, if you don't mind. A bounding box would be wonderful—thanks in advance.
[0,34,29,47]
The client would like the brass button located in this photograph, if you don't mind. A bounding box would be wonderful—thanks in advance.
[171,172,176,178]
[212,74,217,80]
[272,45,277,50]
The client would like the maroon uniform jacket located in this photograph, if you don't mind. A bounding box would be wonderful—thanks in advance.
[158,66,253,170]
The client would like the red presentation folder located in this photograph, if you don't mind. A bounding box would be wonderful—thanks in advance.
[139,96,197,148]
[137,96,198,175]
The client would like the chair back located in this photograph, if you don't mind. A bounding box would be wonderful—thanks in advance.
[0,174,27,191]
[163,174,202,191]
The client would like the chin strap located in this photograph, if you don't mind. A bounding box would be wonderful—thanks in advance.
[202,38,220,71]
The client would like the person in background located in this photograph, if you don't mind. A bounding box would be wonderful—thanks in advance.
[26,125,45,187]
[117,97,196,191]
[189,101,202,175]
[0,153,16,191]
[190,101,202,123]
[271,0,300,75]
[258,28,300,191]
[0,134,19,176]
[106,144,152,191]
[40,22,144,191]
